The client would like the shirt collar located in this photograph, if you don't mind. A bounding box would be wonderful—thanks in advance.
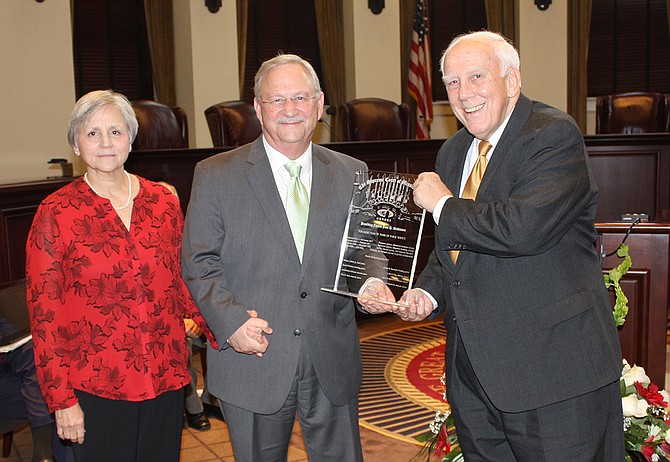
[263,136,313,178]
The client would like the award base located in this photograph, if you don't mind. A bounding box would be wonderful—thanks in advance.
[320,287,409,308]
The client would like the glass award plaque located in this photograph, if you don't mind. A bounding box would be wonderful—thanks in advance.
[322,170,426,307]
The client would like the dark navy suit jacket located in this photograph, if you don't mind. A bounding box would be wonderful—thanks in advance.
[417,94,622,412]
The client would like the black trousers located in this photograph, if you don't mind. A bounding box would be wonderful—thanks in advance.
[450,331,624,462]
[72,387,184,462]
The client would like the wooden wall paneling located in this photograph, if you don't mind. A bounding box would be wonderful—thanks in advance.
[1,207,39,283]
[586,134,670,222]
[614,271,651,376]
[598,223,670,387]
[0,178,74,283]
[588,150,659,222]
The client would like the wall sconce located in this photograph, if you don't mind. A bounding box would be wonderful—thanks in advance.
[205,0,221,13]
[535,0,551,10]
[368,0,384,14]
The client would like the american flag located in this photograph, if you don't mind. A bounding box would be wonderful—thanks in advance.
[408,0,433,139]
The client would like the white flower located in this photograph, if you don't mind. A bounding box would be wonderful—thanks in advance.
[429,411,449,434]
[649,424,663,440]
[661,389,670,406]
[622,394,648,418]
[666,427,670,445]
[621,361,651,387]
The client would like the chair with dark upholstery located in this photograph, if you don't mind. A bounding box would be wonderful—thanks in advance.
[595,92,667,134]
[204,100,262,147]
[131,100,189,150]
[341,98,411,141]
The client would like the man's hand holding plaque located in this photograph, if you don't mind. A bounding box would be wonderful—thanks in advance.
[358,281,436,322]
[357,278,397,314]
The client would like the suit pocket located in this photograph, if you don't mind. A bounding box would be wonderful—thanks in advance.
[535,288,596,328]
[334,297,356,327]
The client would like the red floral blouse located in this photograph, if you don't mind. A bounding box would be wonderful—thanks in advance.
[25,176,212,412]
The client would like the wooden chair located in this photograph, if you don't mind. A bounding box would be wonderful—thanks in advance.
[204,100,261,147]
[341,98,411,141]
[595,92,667,134]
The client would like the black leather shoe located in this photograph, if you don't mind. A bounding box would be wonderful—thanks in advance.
[185,411,211,431]
[202,402,224,421]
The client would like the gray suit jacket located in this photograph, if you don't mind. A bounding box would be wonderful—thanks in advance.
[181,138,366,414]
[417,95,622,413]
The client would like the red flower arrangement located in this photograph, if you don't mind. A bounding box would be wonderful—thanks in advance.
[621,359,670,462]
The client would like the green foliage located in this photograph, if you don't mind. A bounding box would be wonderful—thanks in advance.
[604,244,632,327]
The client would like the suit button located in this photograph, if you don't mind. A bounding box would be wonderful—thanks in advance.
[300,292,307,298]
[452,280,461,287]
[294,329,302,337]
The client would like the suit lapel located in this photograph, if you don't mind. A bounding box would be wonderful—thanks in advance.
[449,135,473,198]
[301,145,335,269]
[477,94,532,197]
[438,135,469,269]
[245,140,302,268]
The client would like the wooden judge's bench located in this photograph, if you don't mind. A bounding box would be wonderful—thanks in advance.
[1,134,669,385]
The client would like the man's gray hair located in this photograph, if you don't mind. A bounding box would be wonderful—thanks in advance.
[253,54,322,101]
[440,30,520,81]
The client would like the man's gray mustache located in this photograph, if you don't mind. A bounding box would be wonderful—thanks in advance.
[277,117,306,124]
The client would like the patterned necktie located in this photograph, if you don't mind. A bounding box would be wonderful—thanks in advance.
[284,161,310,261]
[449,140,492,264]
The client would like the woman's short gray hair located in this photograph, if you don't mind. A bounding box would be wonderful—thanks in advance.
[253,54,322,101]
[67,90,138,149]
[440,30,520,80]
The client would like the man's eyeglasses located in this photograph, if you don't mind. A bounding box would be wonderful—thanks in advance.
[261,95,317,108]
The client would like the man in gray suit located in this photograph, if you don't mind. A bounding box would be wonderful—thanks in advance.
[362,31,624,460]
[181,54,371,461]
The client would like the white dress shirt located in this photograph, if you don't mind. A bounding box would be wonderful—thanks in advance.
[432,108,515,224]
[263,136,313,207]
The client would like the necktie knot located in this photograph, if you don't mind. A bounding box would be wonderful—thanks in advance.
[285,161,302,178]
[478,140,492,159]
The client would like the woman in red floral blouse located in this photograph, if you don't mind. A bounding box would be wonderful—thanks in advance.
[25,90,213,462]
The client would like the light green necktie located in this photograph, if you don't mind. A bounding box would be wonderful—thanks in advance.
[284,161,309,260]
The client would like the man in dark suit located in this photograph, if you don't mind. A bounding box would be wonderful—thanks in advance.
[361,31,624,460]
[181,54,372,461]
